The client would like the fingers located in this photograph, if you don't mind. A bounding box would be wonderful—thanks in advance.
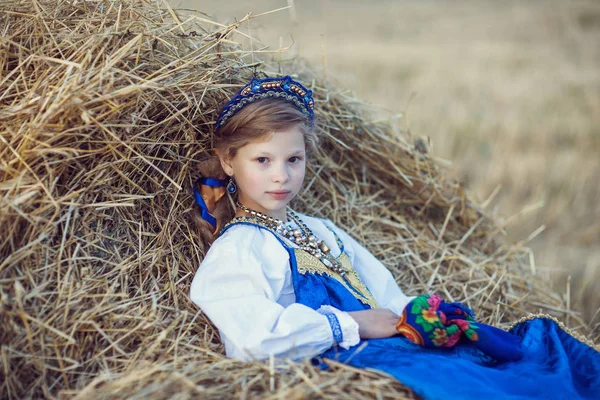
[349,309,402,339]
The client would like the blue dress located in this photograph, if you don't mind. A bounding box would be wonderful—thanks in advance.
[223,220,600,400]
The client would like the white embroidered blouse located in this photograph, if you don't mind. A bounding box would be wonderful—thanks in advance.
[189,212,414,362]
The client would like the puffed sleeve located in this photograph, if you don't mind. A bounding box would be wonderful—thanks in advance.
[321,219,416,316]
[189,225,358,362]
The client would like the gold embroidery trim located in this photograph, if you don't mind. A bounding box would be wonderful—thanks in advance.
[294,249,379,309]
[507,313,600,352]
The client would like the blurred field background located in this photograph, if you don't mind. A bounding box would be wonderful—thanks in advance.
[172,0,600,324]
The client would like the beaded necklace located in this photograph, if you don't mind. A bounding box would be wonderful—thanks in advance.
[235,202,346,276]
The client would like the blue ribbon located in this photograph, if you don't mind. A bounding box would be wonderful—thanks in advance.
[193,177,227,230]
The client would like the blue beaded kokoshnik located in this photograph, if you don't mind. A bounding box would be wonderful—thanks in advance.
[216,76,315,129]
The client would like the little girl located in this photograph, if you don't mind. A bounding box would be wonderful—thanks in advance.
[189,75,599,399]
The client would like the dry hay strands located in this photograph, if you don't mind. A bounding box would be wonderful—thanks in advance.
[62,357,419,400]
[0,0,597,399]
[0,0,249,398]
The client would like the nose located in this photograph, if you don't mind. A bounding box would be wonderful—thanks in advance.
[271,161,290,184]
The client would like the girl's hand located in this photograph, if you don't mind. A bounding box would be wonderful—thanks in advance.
[347,309,399,339]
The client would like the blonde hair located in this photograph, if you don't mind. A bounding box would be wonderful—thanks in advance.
[193,97,318,251]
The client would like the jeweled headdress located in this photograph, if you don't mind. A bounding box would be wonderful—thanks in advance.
[215,75,315,129]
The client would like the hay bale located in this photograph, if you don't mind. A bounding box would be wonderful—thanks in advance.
[0,0,594,398]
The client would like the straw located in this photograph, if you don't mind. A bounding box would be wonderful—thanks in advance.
[0,0,596,398]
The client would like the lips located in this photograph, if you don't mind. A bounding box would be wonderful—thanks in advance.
[267,190,291,200]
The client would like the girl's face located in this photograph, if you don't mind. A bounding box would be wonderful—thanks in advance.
[220,124,306,221]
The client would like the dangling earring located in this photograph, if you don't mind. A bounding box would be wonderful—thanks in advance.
[227,178,237,194]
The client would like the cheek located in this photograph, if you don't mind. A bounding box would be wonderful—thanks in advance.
[237,167,266,190]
